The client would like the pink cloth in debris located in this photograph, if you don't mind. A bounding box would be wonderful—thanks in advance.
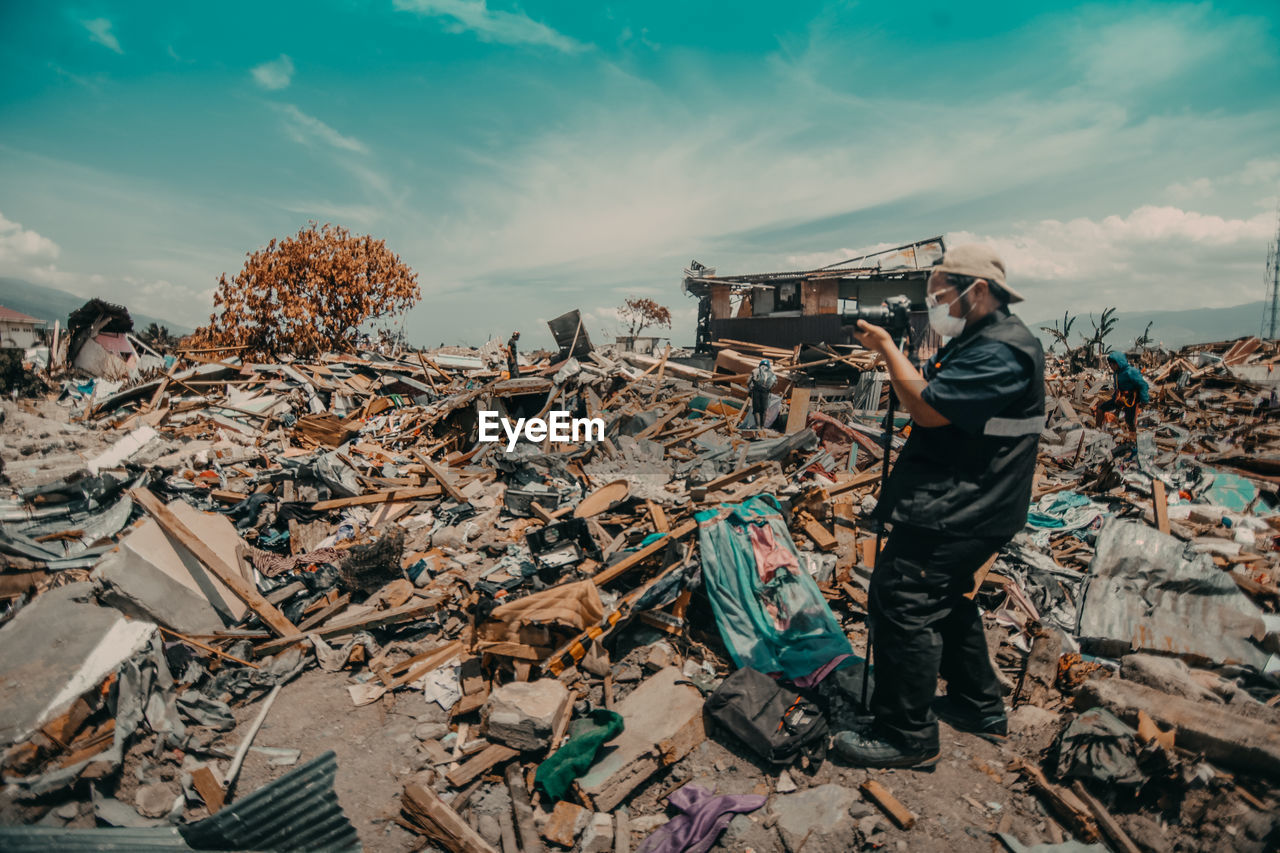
[636,784,767,853]
[747,523,799,583]
[748,522,801,631]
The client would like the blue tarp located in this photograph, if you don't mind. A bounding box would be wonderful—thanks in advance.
[696,494,854,684]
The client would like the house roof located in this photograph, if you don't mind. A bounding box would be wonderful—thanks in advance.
[0,305,42,325]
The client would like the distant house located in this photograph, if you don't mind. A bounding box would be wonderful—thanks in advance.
[67,298,139,379]
[681,236,944,353]
[0,305,43,349]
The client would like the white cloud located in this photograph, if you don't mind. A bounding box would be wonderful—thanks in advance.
[0,211,61,266]
[81,18,122,54]
[947,204,1275,315]
[251,54,295,91]
[1068,5,1266,93]
[276,104,368,153]
[1165,177,1213,201]
[393,0,587,53]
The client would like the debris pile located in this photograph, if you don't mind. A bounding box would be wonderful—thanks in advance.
[1,320,1278,852]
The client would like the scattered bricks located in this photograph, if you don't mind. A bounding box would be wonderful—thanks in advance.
[579,812,614,853]
[540,800,588,849]
[482,680,571,752]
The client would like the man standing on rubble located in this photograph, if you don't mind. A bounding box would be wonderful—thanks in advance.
[1094,351,1148,436]
[506,331,521,378]
[748,359,777,429]
[844,244,1044,769]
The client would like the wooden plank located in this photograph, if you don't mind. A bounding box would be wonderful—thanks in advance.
[296,593,351,632]
[646,501,669,533]
[417,453,469,503]
[1010,758,1099,843]
[311,485,441,510]
[445,744,519,788]
[192,765,225,813]
[1070,781,1141,853]
[402,782,500,853]
[387,640,465,690]
[158,627,259,669]
[828,464,882,496]
[130,488,297,638]
[859,780,915,830]
[964,553,1001,601]
[530,501,571,524]
[860,537,878,568]
[799,513,837,552]
[255,595,444,656]
[592,520,696,587]
[1152,479,1170,535]
[785,386,812,434]
[506,763,545,853]
[690,461,772,499]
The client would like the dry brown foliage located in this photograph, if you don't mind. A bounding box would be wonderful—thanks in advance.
[619,297,672,336]
[193,222,420,358]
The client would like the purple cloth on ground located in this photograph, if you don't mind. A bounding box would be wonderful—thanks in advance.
[636,784,767,853]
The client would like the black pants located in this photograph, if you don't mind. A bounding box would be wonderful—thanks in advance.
[1096,397,1137,430]
[868,524,1007,752]
[750,388,770,427]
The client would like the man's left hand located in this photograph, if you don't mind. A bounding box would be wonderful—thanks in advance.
[852,320,897,355]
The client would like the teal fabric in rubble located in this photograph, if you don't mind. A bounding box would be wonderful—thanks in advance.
[534,709,624,801]
[695,494,853,684]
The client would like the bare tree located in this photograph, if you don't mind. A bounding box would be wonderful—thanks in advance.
[192,222,420,358]
[618,298,672,336]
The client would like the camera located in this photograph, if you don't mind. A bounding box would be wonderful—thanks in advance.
[843,294,912,337]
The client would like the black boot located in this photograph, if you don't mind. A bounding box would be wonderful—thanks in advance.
[932,696,1008,744]
[832,729,939,770]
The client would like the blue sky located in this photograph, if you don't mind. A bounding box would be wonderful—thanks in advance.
[1,1,1278,349]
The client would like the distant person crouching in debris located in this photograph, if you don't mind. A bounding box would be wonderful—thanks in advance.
[506,331,521,377]
[1095,351,1148,436]
[845,245,1044,769]
[747,359,777,429]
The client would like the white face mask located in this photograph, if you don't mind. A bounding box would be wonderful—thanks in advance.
[927,284,974,339]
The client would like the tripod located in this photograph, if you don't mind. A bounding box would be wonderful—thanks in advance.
[859,327,919,715]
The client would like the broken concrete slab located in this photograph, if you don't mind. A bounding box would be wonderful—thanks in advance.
[768,783,860,853]
[0,582,155,748]
[577,666,705,813]
[720,813,783,853]
[482,679,571,752]
[92,498,249,634]
[86,424,159,474]
[1076,677,1280,780]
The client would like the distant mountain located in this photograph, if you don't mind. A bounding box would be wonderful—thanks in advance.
[0,277,193,335]
[1031,301,1269,351]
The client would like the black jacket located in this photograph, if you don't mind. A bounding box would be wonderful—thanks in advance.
[874,309,1045,539]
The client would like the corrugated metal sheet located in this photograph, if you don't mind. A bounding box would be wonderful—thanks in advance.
[181,750,360,852]
[0,751,360,852]
[1076,520,1269,669]
[0,825,190,852]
